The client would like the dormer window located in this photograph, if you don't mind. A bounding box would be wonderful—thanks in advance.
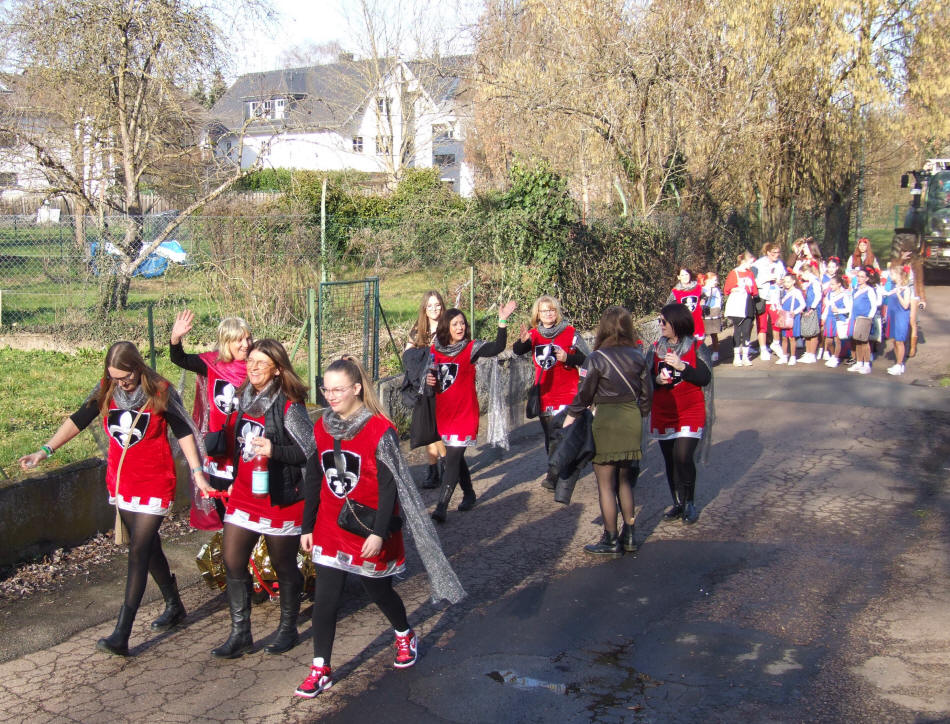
[245,97,287,120]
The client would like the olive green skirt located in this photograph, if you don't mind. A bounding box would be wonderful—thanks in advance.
[591,401,642,464]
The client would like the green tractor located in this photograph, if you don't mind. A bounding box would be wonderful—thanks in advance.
[895,158,950,281]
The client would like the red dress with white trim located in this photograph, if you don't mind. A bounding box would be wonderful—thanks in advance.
[198,351,244,482]
[432,341,479,447]
[224,399,304,535]
[529,326,581,415]
[671,283,706,338]
[311,415,405,577]
[650,341,706,440]
[103,398,177,516]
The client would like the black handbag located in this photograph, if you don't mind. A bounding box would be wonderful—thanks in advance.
[409,394,441,449]
[525,382,542,419]
[333,439,402,539]
[753,295,766,316]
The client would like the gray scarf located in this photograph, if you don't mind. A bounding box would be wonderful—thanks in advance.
[537,319,569,340]
[111,383,147,411]
[434,338,469,357]
[322,407,466,605]
[654,334,696,359]
[238,380,279,418]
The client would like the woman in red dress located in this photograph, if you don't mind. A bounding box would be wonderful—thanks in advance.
[650,303,712,525]
[428,301,516,523]
[212,339,316,658]
[667,268,706,341]
[20,342,207,655]
[296,356,464,698]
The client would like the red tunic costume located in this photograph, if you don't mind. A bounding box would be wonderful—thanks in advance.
[104,398,177,516]
[650,340,706,439]
[432,341,479,447]
[312,415,406,577]
[196,351,245,483]
[224,399,304,535]
[671,283,705,338]
[529,326,581,414]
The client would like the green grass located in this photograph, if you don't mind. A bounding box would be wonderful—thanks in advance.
[0,347,198,482]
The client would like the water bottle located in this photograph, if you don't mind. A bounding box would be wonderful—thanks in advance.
[425,351,437,397]
[250,454,269,496]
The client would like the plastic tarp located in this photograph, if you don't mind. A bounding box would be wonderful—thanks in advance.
[89,240,188,278]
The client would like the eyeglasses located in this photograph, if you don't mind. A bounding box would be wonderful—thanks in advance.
[426,303,442,310]
[247,359,274,371]
[320,385,354,398]
[110,371,136,385]
[539,308,557,314]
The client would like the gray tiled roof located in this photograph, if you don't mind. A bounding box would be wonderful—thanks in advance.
[211,56,468,136]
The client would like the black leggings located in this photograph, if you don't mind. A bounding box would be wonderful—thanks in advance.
[730,317,754,348]
[311,564,409,663]
[539,413,555,453]
[118,509,172,610]
[222,523,302,589]
[592,462,639,533]
[441,446,474,496]
[658,437,700,503]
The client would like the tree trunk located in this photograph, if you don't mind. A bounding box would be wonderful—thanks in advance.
[824,187,853,259]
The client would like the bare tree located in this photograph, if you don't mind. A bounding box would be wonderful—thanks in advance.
[0,0,275,312]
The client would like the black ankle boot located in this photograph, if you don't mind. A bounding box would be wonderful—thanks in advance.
[620,523,637,553]
[97,605,136,656]
[151,574,186,631]
[211,576,254,658]
[664,480,683,519]
[421,464,440,489]
[265,577,301,654]
[584,530,622,557]
[431,475,457,524]
[542,466,558,491]
[682,501,698,524]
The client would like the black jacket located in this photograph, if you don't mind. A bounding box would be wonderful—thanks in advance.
[548,408,595,479]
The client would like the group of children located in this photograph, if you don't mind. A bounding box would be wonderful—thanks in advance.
[692,238,922,376]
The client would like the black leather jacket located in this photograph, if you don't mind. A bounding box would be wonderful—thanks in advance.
[566,346,652,417]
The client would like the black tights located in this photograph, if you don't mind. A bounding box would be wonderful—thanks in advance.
[118,509,172,611]
[592,462,639,534]
[658,437,700,504]
[441,446,474,497]
[311,564,409,664]
[539,413,555,453]
[222,523,302,588]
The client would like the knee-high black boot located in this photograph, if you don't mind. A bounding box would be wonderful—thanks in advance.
[431,477,457,523]
[265,576,301,654]
[211,575,254,658]
[421,463,440,489]
[97,604,136,656]
[151,574,186,630]
[457,458,476,511]
[682,481,699,524]
[663,478,683,519]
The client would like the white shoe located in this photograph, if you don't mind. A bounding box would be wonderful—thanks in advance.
[741,351,753,367]
[733,356,743,367]
[824,357,840,368]
[788,356,797,366]
[886,364,904,376]
[775,355,788,365]
[770,341,783,356]
[847,361,862,372]
[800,353,816,364]
[711,351,719,362]
[816,349,824,360]
[859,363,871,374]
[760,350,771,361]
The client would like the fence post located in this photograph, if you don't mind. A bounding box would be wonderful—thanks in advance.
[362,281,371,371]
[372,278,380,381]
[147,302,156,370]
[320,178,328,283]
[469,266,475,332]
[0,289,3,327]
[894,204,900,229]
[308,287,317,405]
[787,199,796,247]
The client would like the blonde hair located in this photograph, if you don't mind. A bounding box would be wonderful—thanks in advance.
[529,295,563,327]
[216,317,251,362]
[325,355,390,421]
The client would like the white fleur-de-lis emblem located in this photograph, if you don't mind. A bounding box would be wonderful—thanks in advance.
[107,410,148,447]
[238,420,264,461]
[213,381,237,414]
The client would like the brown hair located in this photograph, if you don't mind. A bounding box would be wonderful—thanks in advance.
[241,338,308,403]
[736,250,754,266]
[593,306,637,350]
[324,356,389,420]
[436,308,470,347]
[409,290,445,348]
[96,341,170,416]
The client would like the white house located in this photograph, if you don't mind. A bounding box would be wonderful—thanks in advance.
[210,55,474,196]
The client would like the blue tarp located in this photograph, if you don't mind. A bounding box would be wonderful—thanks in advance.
[89,240,188,278]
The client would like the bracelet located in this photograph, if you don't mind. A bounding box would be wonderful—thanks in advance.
[191,466,203,474]
[498,318,508,324]
[41,444,54,457]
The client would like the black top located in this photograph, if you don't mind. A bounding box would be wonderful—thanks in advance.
[169,341,208,376]
[70,388,194,439]
[470,326,508,361]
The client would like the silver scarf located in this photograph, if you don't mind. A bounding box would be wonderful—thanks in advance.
[537,319,569,340]
[323,407,466,604]
[434,338,468,357]
[238,380,279,418]
[240,380,315,458]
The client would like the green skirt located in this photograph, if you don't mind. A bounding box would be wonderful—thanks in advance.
[591,401,642,464]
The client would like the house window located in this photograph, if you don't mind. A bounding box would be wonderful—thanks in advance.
[0,172,15,186]
[376,97,391,117]
[246,98,284,120]
[434,154,456,167]
[376,135,392,155]
[352,136,363,153]
[433,124,454,141]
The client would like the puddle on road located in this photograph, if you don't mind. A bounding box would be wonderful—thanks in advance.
[486,670,569,695]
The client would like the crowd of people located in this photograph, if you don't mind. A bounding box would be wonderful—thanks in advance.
[719,238,924,375]
[16,233,916,699]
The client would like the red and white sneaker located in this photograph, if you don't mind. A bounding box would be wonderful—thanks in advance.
[394,629,418,668]
[295,664,332,698]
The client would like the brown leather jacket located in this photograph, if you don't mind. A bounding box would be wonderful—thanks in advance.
[566,345,652,417]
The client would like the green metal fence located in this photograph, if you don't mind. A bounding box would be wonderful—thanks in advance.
[316,277,380,387]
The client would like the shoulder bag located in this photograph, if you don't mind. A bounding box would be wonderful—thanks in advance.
[333,438,402,539]
[800,309,820,338]
[774,309,795,330]
[852,316,872,342]
[113,407,145,545]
